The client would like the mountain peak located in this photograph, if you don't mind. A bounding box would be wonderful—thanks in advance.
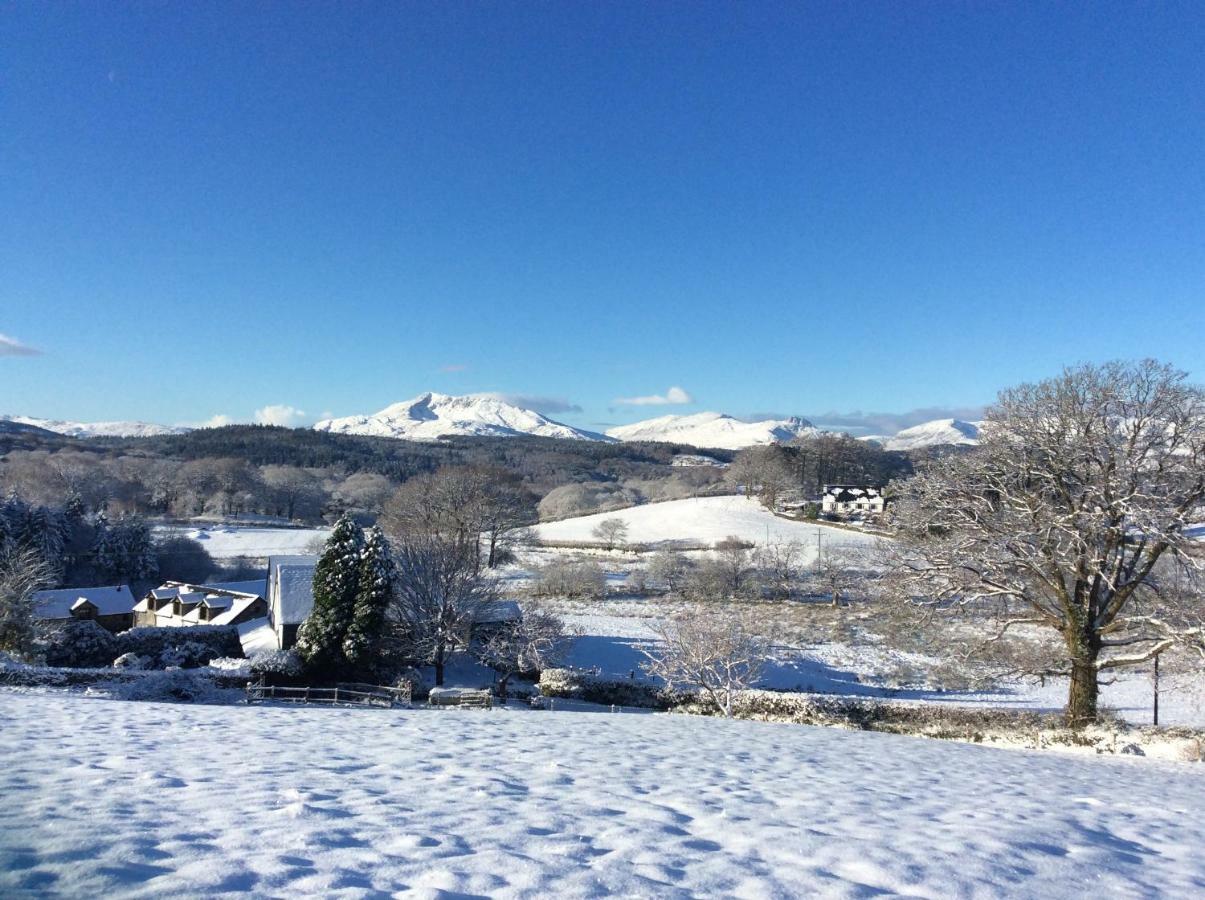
[313,393,609,442]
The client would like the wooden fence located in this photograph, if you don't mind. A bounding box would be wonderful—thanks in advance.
[246,680,412,708]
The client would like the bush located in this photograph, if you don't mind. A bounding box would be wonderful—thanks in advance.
[530,559,607,600]
[110,669,232,703]
[159,641,221,669]
[249,649,303,678]
[538,668,687,709]
[42,620,118,668]
[115,625,243,668]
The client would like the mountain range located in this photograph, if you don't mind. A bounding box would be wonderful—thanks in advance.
[604,411,817,450]
[0,415,190,439]
[5,396,984,450]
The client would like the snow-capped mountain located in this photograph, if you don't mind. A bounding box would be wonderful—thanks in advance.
[312,393,610,442]
[606,412,817,450]
[882,418,981,451]
[0,415,191,439]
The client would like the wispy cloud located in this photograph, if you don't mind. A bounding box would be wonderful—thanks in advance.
[439,363,469,373]
[253,404,309,427]
[614,386,693,407]
[484,393,582,415]
[0,333,41,357]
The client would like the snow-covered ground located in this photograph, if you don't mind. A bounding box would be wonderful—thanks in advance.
[1,691,1202,898]
[535,495,877,554]
[154,524,328,559]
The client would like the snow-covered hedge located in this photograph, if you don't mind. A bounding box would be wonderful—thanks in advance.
[103,669,237,704]
[115,625,243,667]
[539,668,687,709]
[42,620,119,668]
[249,649,303,678]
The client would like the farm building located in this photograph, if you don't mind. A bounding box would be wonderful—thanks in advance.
[134,580,268,628]
[821,485,885,517]
[267,555,318,650]
[32,585,137,633]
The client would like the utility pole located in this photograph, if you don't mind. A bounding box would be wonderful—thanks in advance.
[1152,654,1160,727]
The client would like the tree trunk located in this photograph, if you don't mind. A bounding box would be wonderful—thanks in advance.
[1064,628,1101,727]
[434,658,445,686]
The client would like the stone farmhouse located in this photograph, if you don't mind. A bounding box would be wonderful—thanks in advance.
[133,580,268,628]
[32,585,137,633]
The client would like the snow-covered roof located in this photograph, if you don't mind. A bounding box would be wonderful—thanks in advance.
[70,597,97,611]
[211,595,263,627]
[202,579,268,598]
[175,592,205,607]
[151,587,180,601]
[33,586,136,620]
[269,556,318,626]
[200,594,234,609]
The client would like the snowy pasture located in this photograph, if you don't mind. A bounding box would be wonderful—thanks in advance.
[155,524,329,559]
[2,690,1204,898]
[533,495,876,555]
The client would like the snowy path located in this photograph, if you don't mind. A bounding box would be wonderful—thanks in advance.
[2,691,1203,898]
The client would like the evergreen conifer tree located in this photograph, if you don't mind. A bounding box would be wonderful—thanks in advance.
[343,525,395,676]
[296,514,364,677]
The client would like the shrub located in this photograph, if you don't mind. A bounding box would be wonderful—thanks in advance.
[538,668,687,709]
[115,625,243,668]
[111,669,232,704]
[530,559,607,600]
[42,620,118,668]
[159,641,221,669]
[249,649,304,678]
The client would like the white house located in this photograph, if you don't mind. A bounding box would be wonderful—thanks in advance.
[821,485,885,517]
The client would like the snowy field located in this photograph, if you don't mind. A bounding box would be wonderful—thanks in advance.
[2,690,1203,899]
[534,495,877,554]
[154,524,329,559]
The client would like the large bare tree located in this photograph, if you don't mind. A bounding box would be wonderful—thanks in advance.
[389,535,499,686]
[889,360,1205,725]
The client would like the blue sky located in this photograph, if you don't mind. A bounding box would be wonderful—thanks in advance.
[2,2,1202,433]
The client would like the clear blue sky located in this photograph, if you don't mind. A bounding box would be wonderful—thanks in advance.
[2,2,1202,432]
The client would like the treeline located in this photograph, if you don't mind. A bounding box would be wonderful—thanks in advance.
[727,434,915,508]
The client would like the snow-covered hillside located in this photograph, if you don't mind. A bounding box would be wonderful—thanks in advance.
[607,411,816,449]
[2,691,1202,897]
[0,415,190,439]
[313,393,609,442]
[535,495,876,553]
[884,418,981,451]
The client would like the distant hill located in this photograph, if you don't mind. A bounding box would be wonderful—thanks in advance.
[1,415,190,439]
[882,418,981,451]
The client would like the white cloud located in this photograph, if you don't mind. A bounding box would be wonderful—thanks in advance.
[253,404,308,427]
[484,393,582,415]
[201,414,235,428]
[614,386,694,407]
[0,333,41,357]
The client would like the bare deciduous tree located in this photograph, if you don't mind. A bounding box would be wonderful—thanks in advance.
[753,540,806,600]
[641,608,770,717]
[888,360,1205,726]
[390,536,499,686]
[647,549,691,594]
[475,604,575,698]
[812,545,870,608]
[591,518,629,551]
